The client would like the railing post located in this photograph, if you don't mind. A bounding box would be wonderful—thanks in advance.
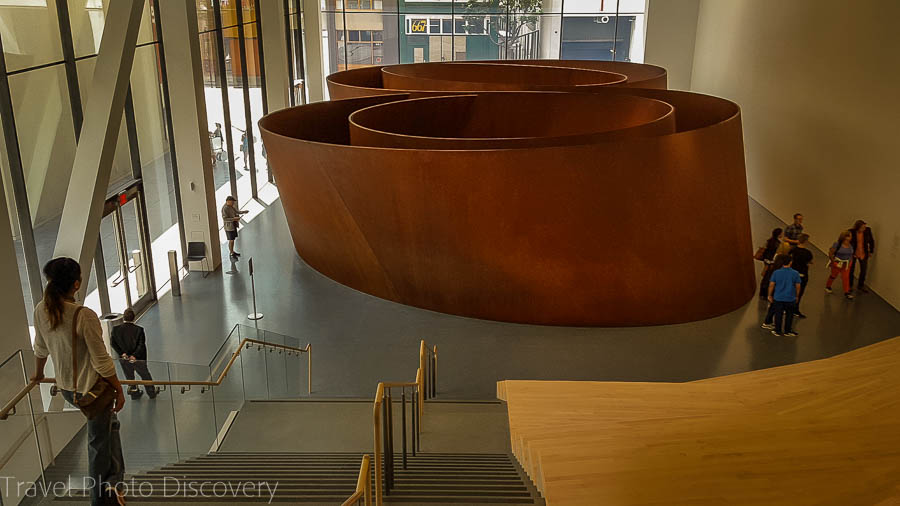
[386,387,394,490]
[401,388,407,470]
[19,351,46,489]
[411,388,416,456]
[432,346,437,397]
[424,353,430,400]
[374,384,384,506]
[381,393,389,496]
[307,344,312,395]
[430,353,436,398]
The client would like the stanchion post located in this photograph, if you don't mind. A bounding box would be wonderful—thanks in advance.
[247,258,263,320]
[168,250,180,296]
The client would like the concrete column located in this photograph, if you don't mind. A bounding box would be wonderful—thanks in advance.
[53,0,145,301]
[301,0,326,102]
[259,0,290,112]
[159,0,222,272]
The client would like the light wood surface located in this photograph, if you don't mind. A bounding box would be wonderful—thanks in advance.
[498,336,900,505]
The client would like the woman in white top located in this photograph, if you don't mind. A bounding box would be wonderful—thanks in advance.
[31,257,126,505]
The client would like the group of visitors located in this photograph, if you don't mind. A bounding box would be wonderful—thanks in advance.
[756,213,875,336]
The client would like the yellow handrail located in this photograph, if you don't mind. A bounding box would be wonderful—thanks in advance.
[0,338,311,421]
[372,339,431,506]
[341,454,372,506]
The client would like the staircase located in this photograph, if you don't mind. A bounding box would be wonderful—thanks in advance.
[86,452,540,503]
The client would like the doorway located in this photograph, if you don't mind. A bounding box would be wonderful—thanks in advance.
[97,184,156,316]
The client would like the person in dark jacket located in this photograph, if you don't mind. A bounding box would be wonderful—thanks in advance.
[111,308,157,399]
[758,228,783,299]
[848,219,875,293]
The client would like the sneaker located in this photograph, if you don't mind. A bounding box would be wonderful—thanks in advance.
[784,331,799,337]
[770,330,783,337]
[761,323,775,330]
[859,287,870,294]
[794,312,807,319]
[825,287,833,294]
[845,293,855,300]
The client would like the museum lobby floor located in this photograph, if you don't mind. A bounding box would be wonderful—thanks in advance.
[134,197,900,400]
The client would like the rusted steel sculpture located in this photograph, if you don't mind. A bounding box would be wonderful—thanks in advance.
[259,61,755,326]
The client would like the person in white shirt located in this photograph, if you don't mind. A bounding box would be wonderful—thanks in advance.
[31,257,126,505]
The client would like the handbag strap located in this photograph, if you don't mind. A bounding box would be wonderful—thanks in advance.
[70,306,85,393]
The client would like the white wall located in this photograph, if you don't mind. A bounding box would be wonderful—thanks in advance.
[691,0,900,310]
[644,0,699,90]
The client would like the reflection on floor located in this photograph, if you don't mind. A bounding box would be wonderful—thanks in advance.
[133,196,900,400]
[499,335,900,505]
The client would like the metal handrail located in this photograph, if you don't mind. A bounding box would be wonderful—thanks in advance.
[341,454,372,506]
[372,339,433,506]
[0,337,311,421]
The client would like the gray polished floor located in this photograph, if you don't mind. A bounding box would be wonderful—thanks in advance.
[135,197,900,400]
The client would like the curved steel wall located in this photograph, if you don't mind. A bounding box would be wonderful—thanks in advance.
[260,62,755,326]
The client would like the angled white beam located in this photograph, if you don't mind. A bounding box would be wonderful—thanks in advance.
[158,0,221,272]
[53,0,145,300]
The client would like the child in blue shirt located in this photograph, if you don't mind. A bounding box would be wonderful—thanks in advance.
[761,254,802,336]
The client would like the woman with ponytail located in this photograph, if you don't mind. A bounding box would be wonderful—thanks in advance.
[31,257,127,505]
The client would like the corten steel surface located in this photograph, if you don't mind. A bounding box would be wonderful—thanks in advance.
[380,62,628,92]
[260,62,754,326]
[326,60,667,100]
[348,93,676,149]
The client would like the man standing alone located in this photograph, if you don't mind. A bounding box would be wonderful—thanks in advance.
[111,308,156,400]
[222,196,248,259]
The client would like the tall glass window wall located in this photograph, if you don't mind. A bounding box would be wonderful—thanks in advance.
[285,0,307,106]
[320,0,647,78]
[197,0,271,215]
[0,0,183,323]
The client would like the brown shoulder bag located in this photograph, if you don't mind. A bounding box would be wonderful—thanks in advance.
[70,307,117,419]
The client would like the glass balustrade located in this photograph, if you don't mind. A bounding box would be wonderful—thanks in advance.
[0,324,309,503]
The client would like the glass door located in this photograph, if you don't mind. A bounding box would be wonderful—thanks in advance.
[120,198,151,309]
[98,185,156,315]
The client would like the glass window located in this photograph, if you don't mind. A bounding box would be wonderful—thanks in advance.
[347,0,358,8]
[360,30,371,42]
[69,0,106,57]
[131,45,182,293]
[288,12,306,105]
[196,0,217,33]
[442,19,452,34]
[136,0,157,46]
[349,30,360,41]
[222,25,253,200]
[198,31,231,226]
[77,59,131,191]
[7,65,75,275]
[429,19,441,34]
[0,0,64,72]
[242,22,268,189]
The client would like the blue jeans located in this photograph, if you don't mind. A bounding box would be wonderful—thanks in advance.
[62,390,124,505]
[764,300,796,334]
